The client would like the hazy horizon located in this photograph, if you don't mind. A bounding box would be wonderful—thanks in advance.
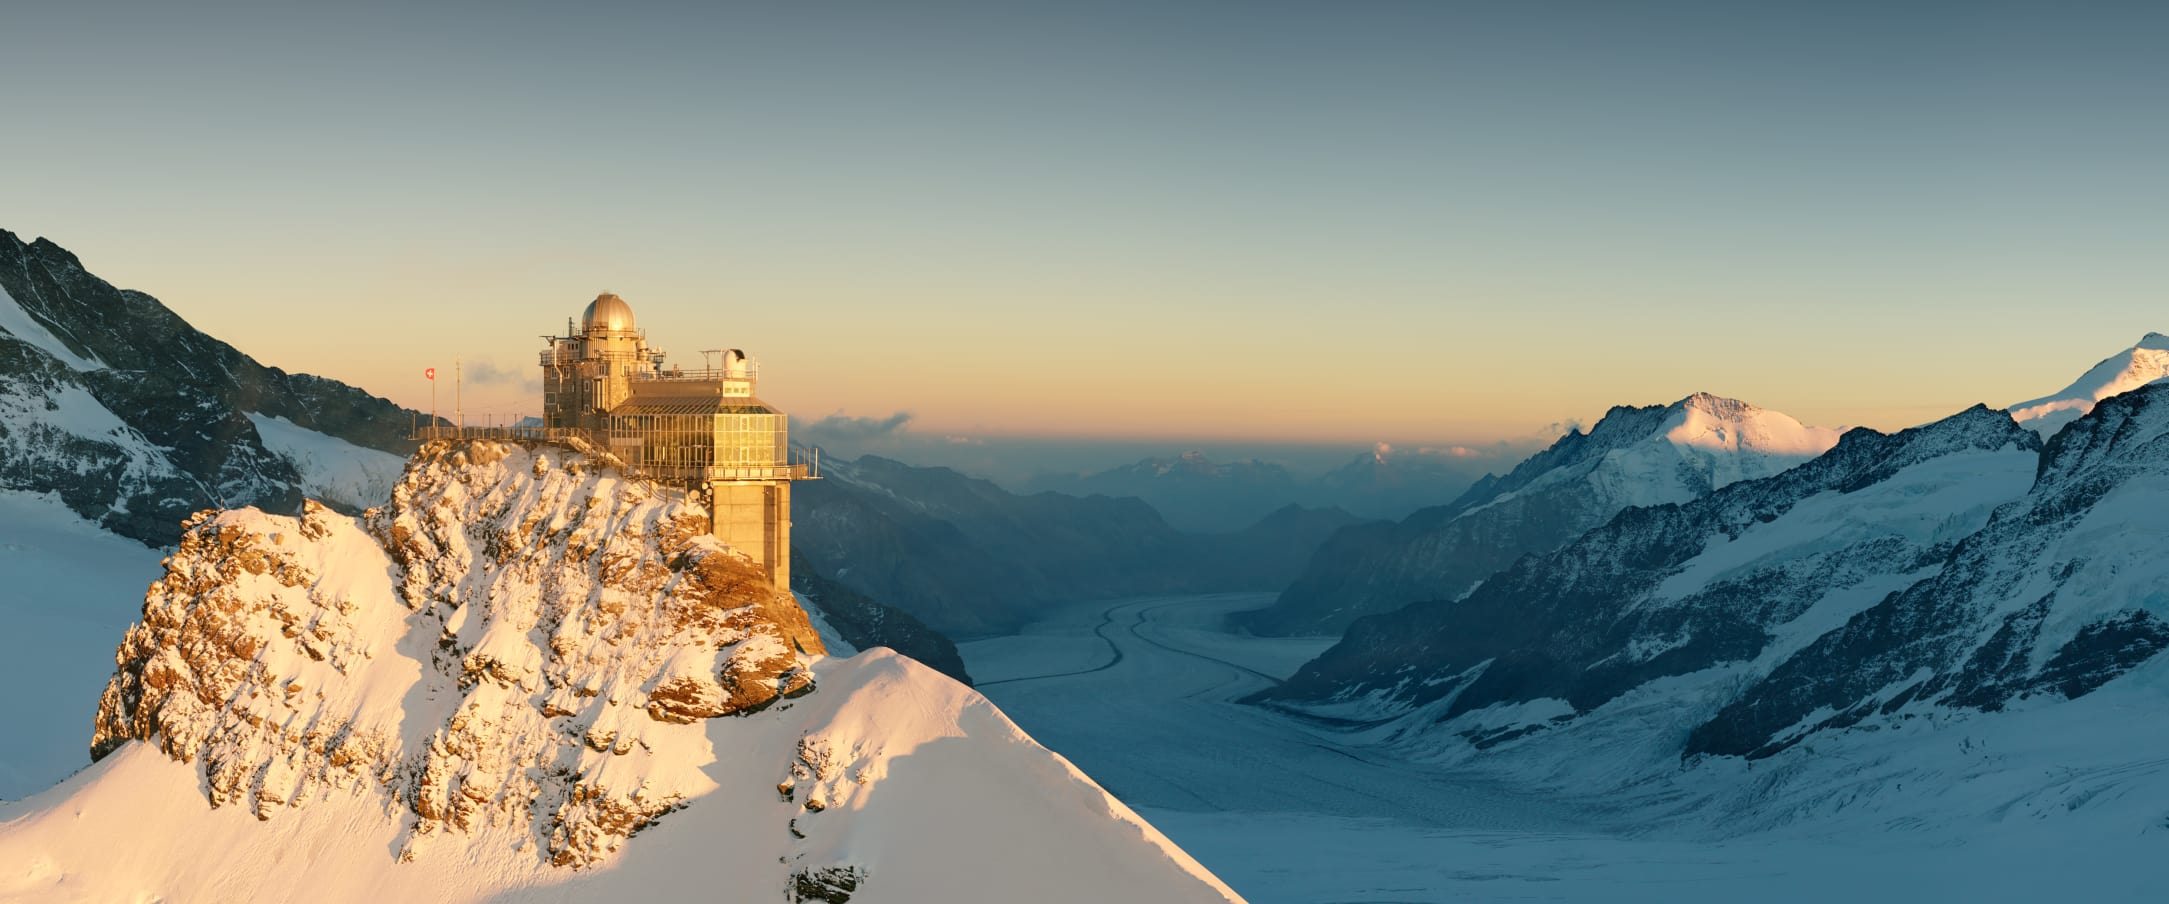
[6,1,2166,451]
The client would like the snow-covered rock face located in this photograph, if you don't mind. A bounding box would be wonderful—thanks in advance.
[15,438,1238,902]
[1260,406,2037,726]
[1244,393,1840,635]
[2008,332,2169,437]
[1265,387,2169,805]
[1691,382,2169,759]
[0,230,421,543]
[91,439,825,868]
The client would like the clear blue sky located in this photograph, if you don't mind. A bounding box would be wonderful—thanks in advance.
[4,1,2165,457]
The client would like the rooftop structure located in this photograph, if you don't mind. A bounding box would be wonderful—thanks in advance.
[539,293,812,588]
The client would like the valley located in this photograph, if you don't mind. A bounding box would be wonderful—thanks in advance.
[966,594,2169,903]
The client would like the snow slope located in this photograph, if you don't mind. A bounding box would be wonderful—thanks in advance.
[2008,332,2169,436]
[246,412,407,510]
[1,652,1236,904]
[0,438,1237,903]
[0,491,162,800]
[0,411,399,799]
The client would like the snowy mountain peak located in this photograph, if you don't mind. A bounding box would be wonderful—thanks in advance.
[1673,391,1756,417]
[1660,392,1840,461]
[2009,332,2169,436]
[1245,394,1838,635]
[1500,393,1839,513]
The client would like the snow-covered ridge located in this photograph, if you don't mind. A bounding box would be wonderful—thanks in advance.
[2009,332,2169,436]
[11,438,1236,902]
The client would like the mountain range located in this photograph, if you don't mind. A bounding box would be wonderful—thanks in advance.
[1239,392,1842,636]
[10,220,2169,899]
[1254,335,2169,836]
[795,452,1363,636]
[1024,444,1487,531]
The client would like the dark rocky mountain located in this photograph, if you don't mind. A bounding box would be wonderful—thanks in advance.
[795,452,1367,636]
[790,550,974,685]
[1258,406,2038,723]
[1240,393,1840,636]
[1260,390,2169,766]
[0,230,424,543]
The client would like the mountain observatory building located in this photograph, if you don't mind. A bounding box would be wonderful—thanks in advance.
[539,293,811,588]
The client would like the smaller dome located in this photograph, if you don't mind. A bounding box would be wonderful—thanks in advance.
[582,293,635,333]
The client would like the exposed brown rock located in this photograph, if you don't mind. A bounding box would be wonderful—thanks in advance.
[91,440,830,870]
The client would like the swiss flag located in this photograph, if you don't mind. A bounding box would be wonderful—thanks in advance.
[425,367,436,381]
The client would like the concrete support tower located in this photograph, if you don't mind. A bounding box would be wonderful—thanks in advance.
[540,293,812,589]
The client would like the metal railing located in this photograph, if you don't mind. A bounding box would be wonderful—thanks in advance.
[412,425,582,443]
[408,426,820,481]
[633,368,755,383]
[701,463,813,481]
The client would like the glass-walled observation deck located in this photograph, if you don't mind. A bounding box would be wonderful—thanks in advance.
[603,392,806,482]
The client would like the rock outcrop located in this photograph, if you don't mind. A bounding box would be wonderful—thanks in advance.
[19,435,1240,901]
[92,439,823,867]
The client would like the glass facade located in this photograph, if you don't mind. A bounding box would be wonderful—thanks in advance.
[533,294,809,589]
[604,403,788,480]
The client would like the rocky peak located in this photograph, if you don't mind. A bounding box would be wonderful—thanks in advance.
[2035,378,2169,486]
[0,229,429,543]
[91,438,823,867]
[1434,401,1671,514]
[1672,391,1755,419]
